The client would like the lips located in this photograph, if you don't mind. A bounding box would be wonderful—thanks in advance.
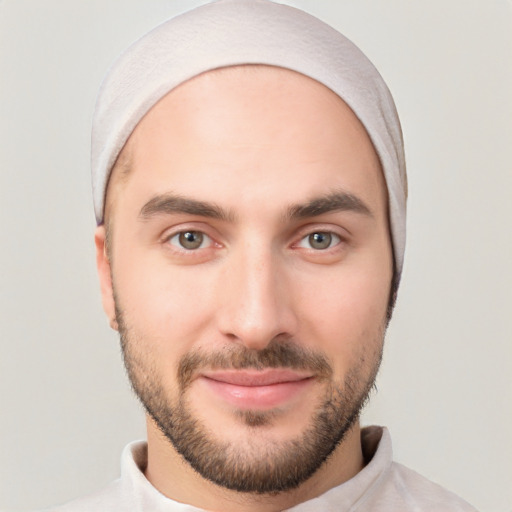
[202,369,312,386]
[198,369,314,410]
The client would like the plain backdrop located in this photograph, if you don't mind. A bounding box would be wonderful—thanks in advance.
[1,1,511,510]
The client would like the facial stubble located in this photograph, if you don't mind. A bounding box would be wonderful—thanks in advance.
[115,300,384,494]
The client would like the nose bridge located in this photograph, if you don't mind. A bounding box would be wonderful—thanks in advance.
[218,238,295,349]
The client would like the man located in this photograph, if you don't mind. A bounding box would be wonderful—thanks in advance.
[51,0,477,510]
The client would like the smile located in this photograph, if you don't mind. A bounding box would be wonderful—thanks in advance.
[198,369,315,410]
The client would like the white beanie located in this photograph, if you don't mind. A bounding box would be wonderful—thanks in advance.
[91,0,407,276]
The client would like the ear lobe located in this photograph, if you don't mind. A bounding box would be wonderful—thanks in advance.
[95,225,119,331]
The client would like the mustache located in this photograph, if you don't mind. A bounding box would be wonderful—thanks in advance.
[178,339,333,389]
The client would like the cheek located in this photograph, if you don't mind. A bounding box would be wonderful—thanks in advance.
[294,260,390,375]
[112,249,220,360]
[114,262,217,401]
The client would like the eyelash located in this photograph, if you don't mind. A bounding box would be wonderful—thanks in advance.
[163,227,345,254]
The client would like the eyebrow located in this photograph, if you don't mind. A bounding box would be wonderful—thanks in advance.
[139,194,234,222]
[286,190,372,220]
[138,190,372,223]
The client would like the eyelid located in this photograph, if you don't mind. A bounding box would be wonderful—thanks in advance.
[160,221,217,240]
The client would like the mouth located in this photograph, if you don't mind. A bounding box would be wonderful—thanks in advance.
[198,369,315,410]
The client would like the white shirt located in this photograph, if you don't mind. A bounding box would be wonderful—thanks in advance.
[47,427,478,511]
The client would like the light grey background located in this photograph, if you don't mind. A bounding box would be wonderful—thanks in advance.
[1,1,511,510]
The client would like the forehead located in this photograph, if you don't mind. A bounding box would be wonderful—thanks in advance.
[133,65,367,142]
[108,65,385,217]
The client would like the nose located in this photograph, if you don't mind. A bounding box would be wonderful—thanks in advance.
[216,242,298,351]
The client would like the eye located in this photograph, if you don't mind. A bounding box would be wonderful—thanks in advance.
[167,230,212,250]
[297,231,341,250]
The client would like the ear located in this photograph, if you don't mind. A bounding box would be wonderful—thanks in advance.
[95,225,119,331]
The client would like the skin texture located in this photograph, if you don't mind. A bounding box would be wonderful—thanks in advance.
[95,65,393,511]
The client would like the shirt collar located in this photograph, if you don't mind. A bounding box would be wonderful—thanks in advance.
[119,426,392,511]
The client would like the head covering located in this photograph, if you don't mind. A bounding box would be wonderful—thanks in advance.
[91,0,407,276]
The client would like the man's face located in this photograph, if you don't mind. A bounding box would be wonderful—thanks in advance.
[97,66,393,493]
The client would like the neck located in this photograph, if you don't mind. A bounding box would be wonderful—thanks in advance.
[144,416,364,512]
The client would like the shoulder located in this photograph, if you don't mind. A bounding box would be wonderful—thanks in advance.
[361,461,479,512]
[38,441,149,512]
[354,426,478,511]
[38,479,128,512]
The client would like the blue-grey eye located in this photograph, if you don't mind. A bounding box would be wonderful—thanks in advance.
[169,231,209,250]
[298,232,341,250]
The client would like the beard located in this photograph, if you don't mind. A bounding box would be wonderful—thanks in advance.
[116,303,384,495]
